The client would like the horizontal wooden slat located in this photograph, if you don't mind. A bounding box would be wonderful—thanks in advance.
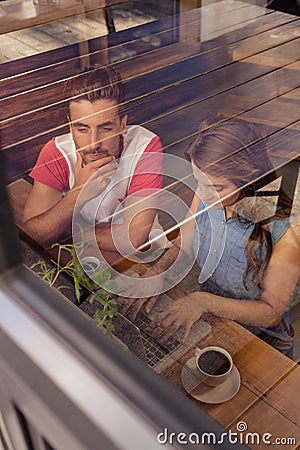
[2,66,300,182]
[0,60,296,146]
[3,82,300,186]
[1,3,300,185]
[1,4,292,97]
[2,17,299,126]
[2,18,300,131]
[0,0,86,35]
[0,0,137,35]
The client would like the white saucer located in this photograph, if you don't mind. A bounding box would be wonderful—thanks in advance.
[181,357,241,404]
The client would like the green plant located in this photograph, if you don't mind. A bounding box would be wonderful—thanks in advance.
[30,241,119,333]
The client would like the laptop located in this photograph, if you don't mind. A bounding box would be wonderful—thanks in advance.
[113,293,211,373]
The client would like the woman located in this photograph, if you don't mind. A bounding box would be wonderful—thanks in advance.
[122,116,300,358]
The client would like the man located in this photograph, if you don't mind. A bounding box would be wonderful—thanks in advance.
[23,65,163,263]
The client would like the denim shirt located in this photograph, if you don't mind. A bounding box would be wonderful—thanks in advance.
[193,199,292,354]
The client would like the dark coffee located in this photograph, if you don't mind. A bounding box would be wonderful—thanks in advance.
[198,350,230,375]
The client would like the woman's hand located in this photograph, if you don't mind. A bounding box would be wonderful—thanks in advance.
[150,292,205,343]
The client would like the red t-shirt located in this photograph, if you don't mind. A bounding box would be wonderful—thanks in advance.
[30,134,163,196]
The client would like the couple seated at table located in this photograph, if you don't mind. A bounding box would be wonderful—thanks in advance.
[23,64,299,359]
[23,64,164,263]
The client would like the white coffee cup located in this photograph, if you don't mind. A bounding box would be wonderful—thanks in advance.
[195,346,233,387]
[81,256,102,277]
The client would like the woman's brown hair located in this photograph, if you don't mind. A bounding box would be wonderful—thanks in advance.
[186,116,291,289]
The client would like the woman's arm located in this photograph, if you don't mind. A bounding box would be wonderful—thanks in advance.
[119,193,199,318]
[153,220,300,342]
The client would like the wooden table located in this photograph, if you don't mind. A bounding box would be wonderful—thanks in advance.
[162,316,300,449]
[9,179,300,448]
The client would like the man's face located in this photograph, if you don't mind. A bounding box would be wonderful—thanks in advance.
[69,99,127,164]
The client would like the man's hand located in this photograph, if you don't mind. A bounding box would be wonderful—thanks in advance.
[73,153,118,202]
[149,292,205,343]
[120,294,159,322]
[119,267,165,321]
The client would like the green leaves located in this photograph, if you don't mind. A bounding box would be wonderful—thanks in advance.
[30,239,119,333]
[89,289,119,333]
[91,268,111,286]
[73,274,82,302]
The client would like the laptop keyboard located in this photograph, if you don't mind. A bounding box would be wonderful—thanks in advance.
[134,313,181,367]
[117,289,211,371]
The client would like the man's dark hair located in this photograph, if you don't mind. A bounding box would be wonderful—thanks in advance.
[64,65,126,117]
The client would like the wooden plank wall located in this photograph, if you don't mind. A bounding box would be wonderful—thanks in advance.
[1,0,300,187]
[0,0,134,35]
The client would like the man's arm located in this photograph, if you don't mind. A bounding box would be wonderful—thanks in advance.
[94,194,158,255]
[94,136,164,260]
[23,154,117,246]
[22,181,80,245]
